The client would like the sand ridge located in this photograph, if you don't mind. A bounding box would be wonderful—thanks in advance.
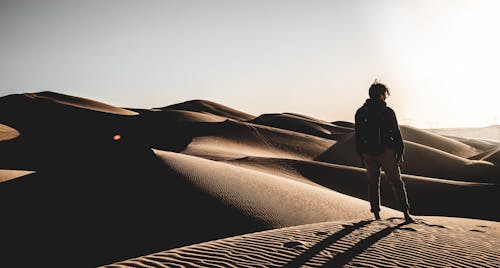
[103,217,500,267]
[159,99,256,121]
[24,91,138,115]
[182,119,335,161]
[0,169,34,183]
[0,123,19,141]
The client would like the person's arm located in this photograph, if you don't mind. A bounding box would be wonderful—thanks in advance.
[354,110,365,167]
[388,108,404,162]
[392,111,405,162]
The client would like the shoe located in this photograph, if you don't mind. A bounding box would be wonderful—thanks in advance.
[404,212,414,223]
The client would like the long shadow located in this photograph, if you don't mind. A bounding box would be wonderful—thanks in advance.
[324,221,410,267]
[283,220,373,268]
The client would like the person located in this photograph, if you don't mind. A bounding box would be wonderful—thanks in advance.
[354,80,414,223]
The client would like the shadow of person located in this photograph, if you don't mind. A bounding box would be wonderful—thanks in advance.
[283,219,412,268]
[283,219,373,268]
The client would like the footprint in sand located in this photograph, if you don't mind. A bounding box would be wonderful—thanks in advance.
[400,227,417,232]
[283,241,307,251]
[315,231,329,236]
[469,229,486,233]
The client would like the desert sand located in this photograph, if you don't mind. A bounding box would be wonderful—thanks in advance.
[0,92,498,267]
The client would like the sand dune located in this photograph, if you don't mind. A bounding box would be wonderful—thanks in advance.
[0,123,19,141]
[331,120,355,128]
[400,125,480,158]
[0,169,34,183]
[25,91,138,115]
[182,119,335,161]
[250,113,352,140]
[315,133,499,183]
[430,125,500,142]
[224,156,499,221]
[154,150,400,225]
[0,92,498,266]
[159,99,256,121]
[103,217,500,267]
[141,109,227,123]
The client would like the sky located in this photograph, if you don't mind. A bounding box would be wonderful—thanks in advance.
[0,0,499,128]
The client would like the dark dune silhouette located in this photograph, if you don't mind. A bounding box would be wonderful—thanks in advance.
[0,91,498,267]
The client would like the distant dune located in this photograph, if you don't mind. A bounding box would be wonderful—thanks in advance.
[429,125,500,142]
[0,92,498,267]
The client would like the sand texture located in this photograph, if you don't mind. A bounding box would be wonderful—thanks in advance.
[0,92,498,267]
[103,217,500,268]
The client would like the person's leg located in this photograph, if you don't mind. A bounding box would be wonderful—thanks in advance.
[379,150,413,222]
[363,154,381,219]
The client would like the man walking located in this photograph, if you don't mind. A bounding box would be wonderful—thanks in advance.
[355,81,414,223]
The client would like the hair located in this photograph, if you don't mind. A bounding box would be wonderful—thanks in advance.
[368,79,390,99]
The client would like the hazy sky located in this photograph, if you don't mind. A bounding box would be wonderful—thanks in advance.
[1,0,499,128]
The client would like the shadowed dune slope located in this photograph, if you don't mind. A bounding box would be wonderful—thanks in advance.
[0,93,143,171]
[483,148,500,163]
[468,145,500,163]
[103,217,500,268]
[159,99,256,121]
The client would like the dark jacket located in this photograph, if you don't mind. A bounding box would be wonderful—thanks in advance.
[354,99,404,158]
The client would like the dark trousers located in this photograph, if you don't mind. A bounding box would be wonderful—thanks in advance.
[363,149,410,213]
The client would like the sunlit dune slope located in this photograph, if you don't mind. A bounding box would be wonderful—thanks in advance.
[154,149,399,226]
[223,156,499,221]
[0,169,33,183]
[182,119,335,161]
[137,109,227,123]
[25,91,138,115]
[250,113,353,140]
[316,133,499,183]
[103,217,500,268]
[332,120,355,128]
[447,135,499,151]
[399,125,480,158]
[0,123,19,141]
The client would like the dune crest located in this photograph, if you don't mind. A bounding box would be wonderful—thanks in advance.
[159,99,256,121]
[24,91,138,115]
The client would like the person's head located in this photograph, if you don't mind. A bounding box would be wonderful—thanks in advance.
[369,80,390,101]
